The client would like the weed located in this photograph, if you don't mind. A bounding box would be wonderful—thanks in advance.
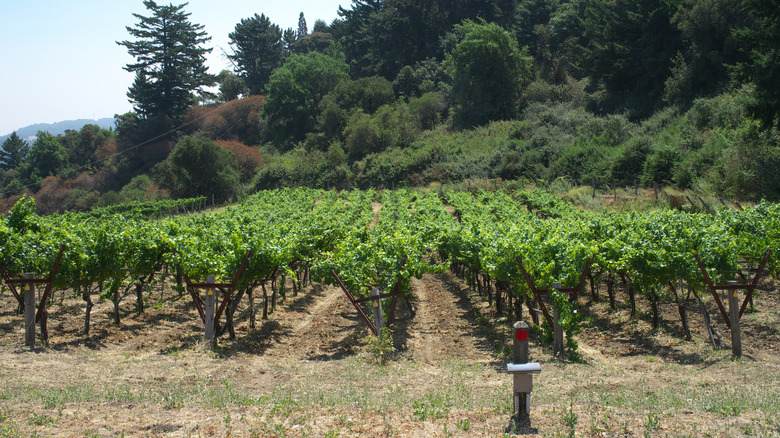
[412,391,451,421]
[456,418,471,431]
[28,413,56,427]
[223,411,232,437]
[562,394,577,438]
[704,398,743,417]
[366,329,396,365]
[271,392,300,417]
[643,411,660,437]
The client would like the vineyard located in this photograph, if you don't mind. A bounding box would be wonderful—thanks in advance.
[1,188,779,436]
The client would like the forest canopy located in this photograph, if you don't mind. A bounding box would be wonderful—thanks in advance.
[0,0,778,213]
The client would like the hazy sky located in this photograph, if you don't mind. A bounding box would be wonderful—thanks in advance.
[0,1,347,136]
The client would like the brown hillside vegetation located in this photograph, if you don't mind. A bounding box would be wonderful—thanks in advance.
[0,267,778,437]
[183,96,265,143]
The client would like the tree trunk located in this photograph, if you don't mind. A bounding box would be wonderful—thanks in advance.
[83,290,93,335]
[650,290,659,330]
[112,282,121,326]
[271,278,277,312]
[262,283,269,320]
[590,274,598,300]
[40,307,48,342]
[222,288,247,339]
[485,275,492,306]
[136,280,144,313]
[527,296,538,327]
[607,275,616,310]
[679,304,691,340]
[248,288,255,329]
[622,274,636,317]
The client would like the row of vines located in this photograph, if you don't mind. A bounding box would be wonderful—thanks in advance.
[1,188,777,355]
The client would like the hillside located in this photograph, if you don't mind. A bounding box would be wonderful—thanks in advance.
[0,0,778,213]
[0,117,115,142]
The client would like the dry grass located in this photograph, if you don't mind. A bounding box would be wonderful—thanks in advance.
[0,271,778,437]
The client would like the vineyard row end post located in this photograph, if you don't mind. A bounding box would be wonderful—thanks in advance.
[727,280,742,358]
[204,275,216,346]
[507,320,541,426]
[23,273,35,347]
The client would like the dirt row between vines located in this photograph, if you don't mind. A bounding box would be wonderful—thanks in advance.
[0,269,778,437]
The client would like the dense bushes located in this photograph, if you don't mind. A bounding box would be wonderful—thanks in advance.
[251,87,778,201]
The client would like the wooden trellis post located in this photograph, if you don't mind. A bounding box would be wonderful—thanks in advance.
[23,273,35,347]
[727,280,742,358]
[204,275,216,343]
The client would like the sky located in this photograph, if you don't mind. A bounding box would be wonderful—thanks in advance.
[0,0,347,136]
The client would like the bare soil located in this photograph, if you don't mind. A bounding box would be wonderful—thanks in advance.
[0,269,778,437]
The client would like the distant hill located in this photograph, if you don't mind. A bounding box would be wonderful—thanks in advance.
[0,118,115,143]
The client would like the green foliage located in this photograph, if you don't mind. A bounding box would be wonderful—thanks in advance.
[577,0,682,118]
[26,132,68,178]
[393,58,450,99]
[59,124,113,170]
[262,52,350,145]
[228,13,284,95]
[216,70,249,102]
[317,77,396,142]
[118,0,213,122]
[446,20,532,128]
[0,132,29,171]
[153,136,240,203]
[7,196,39,233]
[731,0,780,129]
[665,0,752,105]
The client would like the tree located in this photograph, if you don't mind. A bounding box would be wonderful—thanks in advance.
[732,0,780,129]
[576,0,682,117]
[297,12,308,38]
[216,70,249,101]
[25,132,68,178]
[446,20,532,128]
[153,136,240,202]
[283,27,299,55]
[317,77,396,140]
[228,13,284,95]
[117,1,213,122]
[664,0,752,105]
[262,52,350,145]
[0,132,30,170]
[59,124,113,170]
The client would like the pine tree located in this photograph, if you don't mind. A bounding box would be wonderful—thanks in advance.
[0,132,30,170]
[117,1,213,122]
[733,0,780,128]
[228,13,284,95]
[297,12,308,39]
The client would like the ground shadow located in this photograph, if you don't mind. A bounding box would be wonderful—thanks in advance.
[437,270,512,368]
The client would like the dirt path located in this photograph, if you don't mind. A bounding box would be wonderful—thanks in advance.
[403,273,494,363]
[0,270,778,437]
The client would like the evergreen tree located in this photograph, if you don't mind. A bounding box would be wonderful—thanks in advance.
[297,12,308,38]
[117,1,213,122]
[228,13,284,95]
[577,0,682,117]
[733,0,780,128]
[0,132,30,170]
[283,27,299,56]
